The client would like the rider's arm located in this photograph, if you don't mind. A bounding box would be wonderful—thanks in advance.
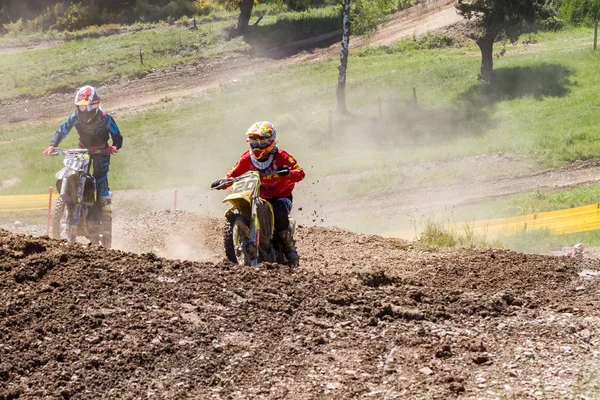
[50,112,78,147]
[106,114,123,149]
[280,151,305,183]
[225,152,252,179]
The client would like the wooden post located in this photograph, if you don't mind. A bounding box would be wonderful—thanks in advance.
[378,96,382,117]
[328,111,333,137]
[412,87,418,106]
[595,21,598,50]
[46,187,53,236]
[139,46,144,65]
[174,188,178,211]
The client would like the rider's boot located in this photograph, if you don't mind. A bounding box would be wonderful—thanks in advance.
[98,193,112,248]
[276,228,299,265]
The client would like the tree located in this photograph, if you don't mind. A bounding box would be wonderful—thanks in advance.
[337,0,399,113]
[236,0,254,33]
[337,0,351,114]
[456,0,542,82]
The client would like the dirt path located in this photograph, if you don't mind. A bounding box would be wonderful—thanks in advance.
[315,157,600,234]
[359,0,461,48]
[0,0,460,128]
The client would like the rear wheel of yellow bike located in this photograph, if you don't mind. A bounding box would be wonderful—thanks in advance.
[224,214,251,265]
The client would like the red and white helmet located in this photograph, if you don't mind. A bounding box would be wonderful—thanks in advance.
[74,85,101,122]
[567,243,584,258]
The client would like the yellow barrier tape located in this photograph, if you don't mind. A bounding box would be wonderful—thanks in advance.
[0,194,57,212]
[384,202,600,240]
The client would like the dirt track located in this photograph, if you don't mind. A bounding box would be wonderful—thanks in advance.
[2,214,600,399]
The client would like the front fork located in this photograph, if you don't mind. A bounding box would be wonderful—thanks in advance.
[249,197,261,266]
[61,174,86,225]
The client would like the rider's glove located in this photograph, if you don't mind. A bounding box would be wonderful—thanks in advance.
[211,179,224,189]
[277,166,290,176]
[106,146,119,154]
[42,146,55,156]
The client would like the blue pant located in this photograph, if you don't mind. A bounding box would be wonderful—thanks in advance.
[91,153,111,196]
[267,196,293,232]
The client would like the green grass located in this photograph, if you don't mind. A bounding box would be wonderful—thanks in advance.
[413,217,502,250]
[0,21,246,99]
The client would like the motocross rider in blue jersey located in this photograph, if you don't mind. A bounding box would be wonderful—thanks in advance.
[42,85,123,241]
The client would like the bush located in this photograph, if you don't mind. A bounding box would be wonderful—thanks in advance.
[538,15,564,31]
[419,33,456,49]
[287,0,312,12]
[560,0,600,26]
[196,0,216,15]
[56,3,98,32]
[358,33,458,56]
[3,18,24,36]
[166,0,197,19]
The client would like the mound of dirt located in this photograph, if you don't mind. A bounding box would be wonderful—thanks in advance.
[113,210,222,263]
[2,222,600,399]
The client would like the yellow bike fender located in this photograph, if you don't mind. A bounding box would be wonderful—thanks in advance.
[223,196,252,220]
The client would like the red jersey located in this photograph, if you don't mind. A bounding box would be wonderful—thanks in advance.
[226,149,305,198]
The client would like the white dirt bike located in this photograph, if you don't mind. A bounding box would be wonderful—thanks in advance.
[49,148,111,247]
[213,170,298,267]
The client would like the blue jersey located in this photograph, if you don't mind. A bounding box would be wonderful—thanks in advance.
[51,110,123,149]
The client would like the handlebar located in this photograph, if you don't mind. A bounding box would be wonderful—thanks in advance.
[50,148,109,156]
[211,169,289,191]
[212,178,236,190]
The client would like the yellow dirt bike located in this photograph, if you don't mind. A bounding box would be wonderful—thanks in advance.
[212,170,298,267]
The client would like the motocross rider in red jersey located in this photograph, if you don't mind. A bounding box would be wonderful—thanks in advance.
[212,121,305,264]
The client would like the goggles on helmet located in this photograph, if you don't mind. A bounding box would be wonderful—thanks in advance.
[248,136,273,148]
[77,104,98,112]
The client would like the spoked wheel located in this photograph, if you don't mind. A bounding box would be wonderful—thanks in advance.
[224,214,252,265]
[51,197,76,242]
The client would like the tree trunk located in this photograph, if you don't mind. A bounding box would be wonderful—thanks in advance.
[476,32,497,82]
[237,0,254,34]
[336,0,350,114]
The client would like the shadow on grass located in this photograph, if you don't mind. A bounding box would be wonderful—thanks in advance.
[377,103,496,144]
[461,63,574,106]
[329,64,574,145]
[230,12,342,58]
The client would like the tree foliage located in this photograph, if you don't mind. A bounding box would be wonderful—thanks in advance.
[1,0,414,34]
[559,0,600,25]
[455,0,542,42]
[455,0,545,81]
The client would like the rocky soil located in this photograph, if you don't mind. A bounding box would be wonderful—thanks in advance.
[2,210,600,399]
